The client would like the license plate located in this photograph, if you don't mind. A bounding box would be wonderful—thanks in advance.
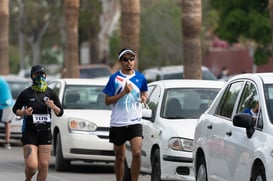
[10,125,22,133]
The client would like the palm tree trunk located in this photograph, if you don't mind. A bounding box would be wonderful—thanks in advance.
[269,0,273,69]
[18,0,25,70]
[120,0,140,70]
[64,0,80,78]
[0,0,9,75]
[182,0,202,79]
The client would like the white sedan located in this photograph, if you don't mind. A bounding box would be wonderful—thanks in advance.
[124,79,225,181]
[48,78,115,171]
[193,73,273,181]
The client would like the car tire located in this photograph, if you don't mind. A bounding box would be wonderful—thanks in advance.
[151,149,161,181]
[252,164,266,181]
[196,156,207,181]
[123,158,131,181]
[55,133,70,171]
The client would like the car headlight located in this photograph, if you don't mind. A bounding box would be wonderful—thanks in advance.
[68,119,97,132]
[168,137,193,152]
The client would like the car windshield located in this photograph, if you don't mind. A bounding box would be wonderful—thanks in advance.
[80,67,111,78]
[264,84,273,123]
[162,88,220,119]
[63,85,111,110]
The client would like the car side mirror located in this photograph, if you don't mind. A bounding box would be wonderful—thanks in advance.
[142,108,152,119]
[233,113,255,138]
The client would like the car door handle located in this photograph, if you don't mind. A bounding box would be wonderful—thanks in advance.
[226,131,232,136]
[207,124,212,129]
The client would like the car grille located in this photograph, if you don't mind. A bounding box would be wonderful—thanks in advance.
[97,127,109,131]
[96,127,110,139]
[70,148,115,156]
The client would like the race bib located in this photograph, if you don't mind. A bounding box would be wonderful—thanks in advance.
[32,114,51,124]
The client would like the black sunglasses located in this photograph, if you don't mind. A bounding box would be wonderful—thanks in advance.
[121,56,135,62]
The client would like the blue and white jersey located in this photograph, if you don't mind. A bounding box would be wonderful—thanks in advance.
[103,70,148,127]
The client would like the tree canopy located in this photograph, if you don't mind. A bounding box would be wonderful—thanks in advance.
[210,0,271,65]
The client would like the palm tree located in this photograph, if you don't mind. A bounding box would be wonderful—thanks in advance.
[120,0,140,70]
[0,0,9,75]
[64,0,79,78]
[181,0,202,79]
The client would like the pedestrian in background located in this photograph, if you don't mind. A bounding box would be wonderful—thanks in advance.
[0,77,14,149]
[218,66,230,80]
[13,65,64,181]
[103,48,148,181]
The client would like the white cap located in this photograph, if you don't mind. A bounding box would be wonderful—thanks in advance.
[118,49,135,60]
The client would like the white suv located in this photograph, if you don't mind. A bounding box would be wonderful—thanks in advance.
[194,73,273,181]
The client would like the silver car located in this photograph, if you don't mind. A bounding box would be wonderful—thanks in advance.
[142,65,217,82]
[0,75,30,140]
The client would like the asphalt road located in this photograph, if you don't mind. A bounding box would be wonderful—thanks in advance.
[0,139,150,181]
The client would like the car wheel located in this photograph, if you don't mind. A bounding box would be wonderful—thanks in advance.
[123,158,131,181]
[151,149,161,181]
[55,133,70,171]
[252,164,266,181]
[196,156,207,181]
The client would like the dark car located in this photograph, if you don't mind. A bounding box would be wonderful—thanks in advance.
[79,64,112,79]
